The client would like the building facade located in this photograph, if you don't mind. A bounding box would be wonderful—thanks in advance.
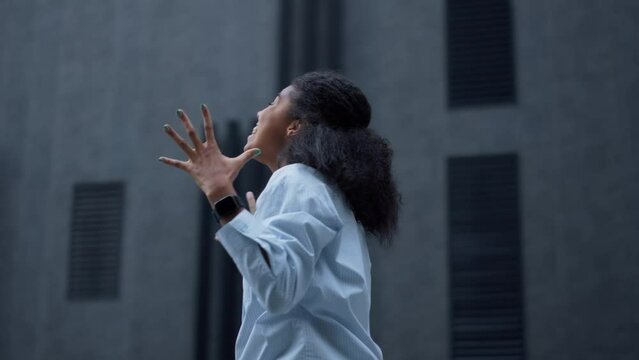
[1,0,638,359]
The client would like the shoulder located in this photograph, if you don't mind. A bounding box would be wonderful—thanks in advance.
[257,164,342,227]
[270,163,326,188]
[264,163,334,197]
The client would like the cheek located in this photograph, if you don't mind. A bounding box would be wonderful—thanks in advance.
[248,127,272,152]
[255,126,287,152]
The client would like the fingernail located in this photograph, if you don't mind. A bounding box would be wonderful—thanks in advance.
[176,109,183,117]
[163,124,171,133]
[158,157,163,162]
[200,104,206,112]
[252,148,262,158]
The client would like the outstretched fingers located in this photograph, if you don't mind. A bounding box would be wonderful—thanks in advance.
[163,124,196,159]
[177,109,204,152]
[158,156,189,171]
[200,104,218,147]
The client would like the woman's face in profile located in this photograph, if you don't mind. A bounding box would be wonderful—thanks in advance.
[245,85,297,170]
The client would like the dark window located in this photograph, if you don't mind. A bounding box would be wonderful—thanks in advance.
[278,0,341,88]
[446,0,516,107]
[447,154,526,359]
[67,182,124,300]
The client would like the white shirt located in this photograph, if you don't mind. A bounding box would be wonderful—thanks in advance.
[216,163,383,359]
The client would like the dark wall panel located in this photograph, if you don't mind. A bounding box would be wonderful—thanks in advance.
[447,154,525,359]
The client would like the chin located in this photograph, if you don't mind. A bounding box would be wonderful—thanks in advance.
[244,134,258,151]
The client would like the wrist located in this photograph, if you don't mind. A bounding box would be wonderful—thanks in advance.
[219,208,243,226]
[211,194,244,225]
[206,186,237,209]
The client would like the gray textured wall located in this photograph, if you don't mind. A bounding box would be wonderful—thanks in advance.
[342,0,639,359]
[1,0,277,359]
[1,0,638,359]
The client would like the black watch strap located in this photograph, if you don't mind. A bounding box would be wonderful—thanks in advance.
[213,195,243,222]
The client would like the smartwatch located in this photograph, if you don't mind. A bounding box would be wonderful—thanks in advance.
[213,195,244,222]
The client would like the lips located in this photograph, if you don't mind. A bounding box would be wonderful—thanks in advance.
[247,127,257,141]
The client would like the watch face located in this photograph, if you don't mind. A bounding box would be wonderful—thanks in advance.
[215,195,241,218]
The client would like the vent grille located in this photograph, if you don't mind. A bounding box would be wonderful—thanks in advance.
[68,182,124,300]
[447,0,516,107]
[447,154,525,359]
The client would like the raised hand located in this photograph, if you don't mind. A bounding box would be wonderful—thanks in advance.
[159,104,261,207]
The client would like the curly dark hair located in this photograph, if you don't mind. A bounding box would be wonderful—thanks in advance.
[280,71,400,246]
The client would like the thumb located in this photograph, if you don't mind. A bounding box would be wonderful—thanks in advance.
[235,148,262,167]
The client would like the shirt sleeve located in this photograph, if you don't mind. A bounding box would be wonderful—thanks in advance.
[215,173,343,315]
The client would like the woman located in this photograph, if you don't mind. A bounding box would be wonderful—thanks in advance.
[159,71,400,359]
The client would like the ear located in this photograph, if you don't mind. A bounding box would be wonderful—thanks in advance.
[286,120,302,137]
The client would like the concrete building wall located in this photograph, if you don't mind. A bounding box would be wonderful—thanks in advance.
[342,0,639,359]
[0,1,277,359]
[1,0,638,359]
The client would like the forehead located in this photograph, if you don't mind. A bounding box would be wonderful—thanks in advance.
[279,85,295,99]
